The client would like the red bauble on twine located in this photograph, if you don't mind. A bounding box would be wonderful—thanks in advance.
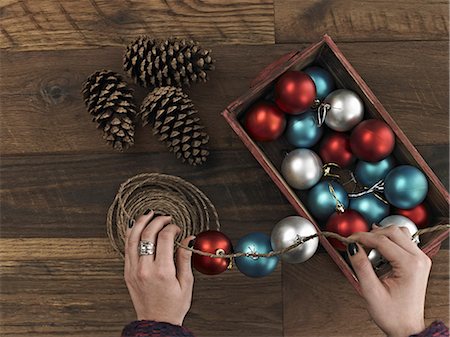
[274,71,316,114]
[319,132,355,168]
[395,203,430,229]
[244,101,286,141]
[192,230,233,275]
[350,119,395,162]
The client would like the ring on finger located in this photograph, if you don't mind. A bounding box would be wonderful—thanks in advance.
[138,240,156,256]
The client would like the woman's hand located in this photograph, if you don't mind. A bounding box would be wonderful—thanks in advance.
[347,225,432,337]
[124,210,196,326]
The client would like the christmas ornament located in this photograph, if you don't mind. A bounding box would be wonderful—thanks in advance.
[192,230,233,275]
[307,181,349,221]
[281,149,323,190]
[140,86,209,166]
[350,119,395,162]
[379,215,419,243]
[368,249,385,269]
[244,102,286,141]
[285,110,323,148]
[274,71,316,114]
[395,203,430,229]
[355,156,395,187]
[270,216,319,264]
[319,132,355,168]
[326,209,369,251]
[123,37,215,88]
[82,70,136,151]
[321,89,364,132]
[303,66,335,100]
[349,193,390,225]
[235,232,279,278]
[384,165,428,209]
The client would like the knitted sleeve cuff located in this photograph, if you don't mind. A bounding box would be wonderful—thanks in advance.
[410,321,449,337]
[121,320,195,337]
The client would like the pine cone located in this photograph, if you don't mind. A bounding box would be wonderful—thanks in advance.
[124,37,215,89]
[140,86,209,166]
[82,70,136,151]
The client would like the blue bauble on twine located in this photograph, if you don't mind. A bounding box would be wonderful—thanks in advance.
[304,66,335,100]
[349,193,390,225]
[285,110,323,148]
[384,165,428,209]
[307,181,349,222]
[355,156,395,187]
[235,232,279,278]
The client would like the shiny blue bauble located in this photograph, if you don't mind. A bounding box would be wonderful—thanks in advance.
[304,66,335,100]
[285,110,323,148]
[349,194,390,225]
[307,181,349,222]
[235,232,279,278]
[384,165,428,209]
[355,156,395,187]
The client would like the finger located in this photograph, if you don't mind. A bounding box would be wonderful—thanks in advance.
[155,224,181,267]
[347,242,386,300]
[372,225,421,255]
[126,210,155,265]
[176,235,196,289]
[140,215,173,262]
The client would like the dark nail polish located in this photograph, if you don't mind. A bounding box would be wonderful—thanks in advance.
[188,239,195,248]
[144,209,151,215]
[347,243,358,256]
[128,219,135,229]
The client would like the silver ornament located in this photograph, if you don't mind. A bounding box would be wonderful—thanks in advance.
[281,149,323,190]
[324,89,364,132]
[368,249,387,269]
[271,216,318,264]
[379,215,419,244]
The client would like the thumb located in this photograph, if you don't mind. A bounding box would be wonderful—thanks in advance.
[176,235,196,289]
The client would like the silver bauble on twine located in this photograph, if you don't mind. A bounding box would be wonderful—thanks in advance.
[271,216,319,264]
[320,89,364,132]
[281,149,323,190]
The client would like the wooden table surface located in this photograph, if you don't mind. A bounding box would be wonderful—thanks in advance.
[1,1,448,336]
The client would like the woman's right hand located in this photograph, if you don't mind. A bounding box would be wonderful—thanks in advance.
[347,225,432,337]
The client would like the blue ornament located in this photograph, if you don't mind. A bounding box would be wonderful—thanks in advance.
[384,165,428,209]
[349,194,390,225]
[285,110,323,148]
[304,66,335,100]
[355,156,395,187]
[235,232,279,278]
[307,181,349,222]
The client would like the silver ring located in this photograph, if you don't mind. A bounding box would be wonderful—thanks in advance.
[138,240,156,256]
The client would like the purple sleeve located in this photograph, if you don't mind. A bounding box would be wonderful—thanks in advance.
[410,321,449,337]
[121,320,195,337]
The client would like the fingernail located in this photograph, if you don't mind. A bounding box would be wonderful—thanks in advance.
[128,219,135,229]
[188,239,195,248]
[144,209,152,215]
[347,243,358,256]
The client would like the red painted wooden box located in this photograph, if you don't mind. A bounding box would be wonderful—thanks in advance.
[221,35,449,293]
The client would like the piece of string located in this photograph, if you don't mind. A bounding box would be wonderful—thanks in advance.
[348,180,385,198]
[317,103,331,126]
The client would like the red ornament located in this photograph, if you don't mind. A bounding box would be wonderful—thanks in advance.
[192,230,233,275]
[325,210,369,251]
[395,203,430,229]
[274,71,316,114]
[244,102,286,141]
[350,119,395,162]
[319,132,355,168]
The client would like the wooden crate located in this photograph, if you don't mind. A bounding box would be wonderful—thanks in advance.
[222,35,449,293]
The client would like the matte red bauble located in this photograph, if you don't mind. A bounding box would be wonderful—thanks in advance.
[325,210,369,251]
[350,119,395,162]
[274,71,316,114]
[395,203,430,229]
[192,230,233,275]
[244,102,286,141]
[319,132,355,168]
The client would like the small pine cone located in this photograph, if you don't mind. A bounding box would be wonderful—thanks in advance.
[124,36,215,89]
[81,70,136,151]
[140,86,209,166]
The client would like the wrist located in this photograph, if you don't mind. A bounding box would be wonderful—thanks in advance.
[136,314,183,326]
[390,320,426,337]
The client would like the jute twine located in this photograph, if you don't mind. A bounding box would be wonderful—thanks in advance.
[107,173,450,260]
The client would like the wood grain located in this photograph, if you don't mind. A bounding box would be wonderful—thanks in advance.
[0,0,275,51]
[283,250,450,337]
[274,0,449,43]
[0,238,282,337]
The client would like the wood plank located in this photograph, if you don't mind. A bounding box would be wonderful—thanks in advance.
[275,0,449,43]
[0,0,275,51]
[283,249,450,337]
[1,41,448,155]
[0,238,282,337]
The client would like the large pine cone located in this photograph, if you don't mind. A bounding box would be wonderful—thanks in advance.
[124,37,215,89]
[140,86,209,166]
[82,70,136,151]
